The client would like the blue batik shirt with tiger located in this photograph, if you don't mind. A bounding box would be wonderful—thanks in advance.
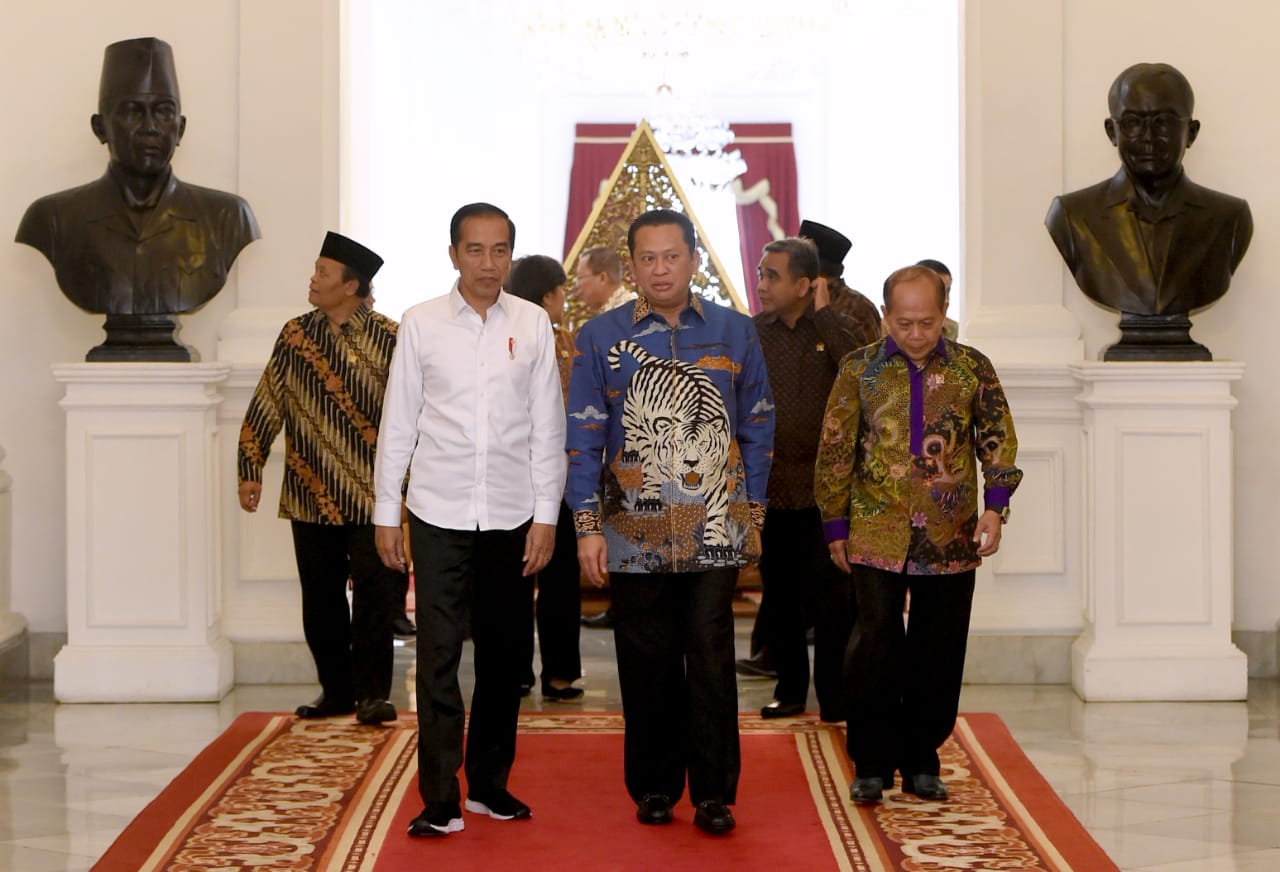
[565,292,775,574]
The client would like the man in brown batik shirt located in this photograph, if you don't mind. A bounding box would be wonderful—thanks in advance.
[751,237,861,722]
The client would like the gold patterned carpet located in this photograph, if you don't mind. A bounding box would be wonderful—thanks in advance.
[93,711,1116,871]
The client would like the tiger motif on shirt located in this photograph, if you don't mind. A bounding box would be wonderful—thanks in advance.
[608,339,734,562]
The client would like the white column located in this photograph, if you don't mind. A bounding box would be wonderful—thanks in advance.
[52,363,233,702]
[0,443,28,665]
[1071,362,1247,700]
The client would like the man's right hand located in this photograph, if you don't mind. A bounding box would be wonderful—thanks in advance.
[577,534,609,588]
[828,539,852,574]
[376,524,408,571]
[238,481,261,513]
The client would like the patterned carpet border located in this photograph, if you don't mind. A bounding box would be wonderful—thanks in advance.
[93,710,1117,872]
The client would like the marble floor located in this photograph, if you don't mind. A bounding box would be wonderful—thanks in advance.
[2,622,1279,871]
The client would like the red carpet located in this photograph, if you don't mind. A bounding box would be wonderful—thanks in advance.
[93,711,1117,871]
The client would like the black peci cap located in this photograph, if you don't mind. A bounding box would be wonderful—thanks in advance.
[319,231,384,282]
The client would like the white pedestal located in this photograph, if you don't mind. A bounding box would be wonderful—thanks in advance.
[1070,362,1247,701]
[52,363,234,702]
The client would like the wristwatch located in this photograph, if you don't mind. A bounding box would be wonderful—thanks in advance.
[994,506,1010,524]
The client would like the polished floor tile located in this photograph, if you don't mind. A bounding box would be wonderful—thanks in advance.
[1,621,1277,871]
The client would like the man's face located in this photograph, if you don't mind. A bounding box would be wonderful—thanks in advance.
[630,224,696,315]
[308,256,358,312]
[882,275,946,365]
[1106,76,1198,185]
[93,93,185,177]
[575,255,611,309]
[449,215,513,300]
[756,251,810,317]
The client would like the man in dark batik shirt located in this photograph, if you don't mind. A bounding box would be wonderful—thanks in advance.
[800,219,881,348]
[238,232,404,728]
[752,237,860,723]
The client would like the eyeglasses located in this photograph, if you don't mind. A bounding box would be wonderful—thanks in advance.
[1112,112,1189,139]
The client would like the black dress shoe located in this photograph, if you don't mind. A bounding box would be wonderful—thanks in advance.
[355,698,397,725]
[408,803,464,837]
[902,773,948,800]
[294,695,355,719]
[734,653,777,679]
[465,789,532,820]
[580,608,614,629]
[635,793,674,824]
[693,800,736,834]
[760,700,805,719]
[391,614,416,637]
[849,776,884,804]
[541,683,585,701]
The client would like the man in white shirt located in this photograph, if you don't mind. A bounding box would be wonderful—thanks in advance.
[374,202,567,839]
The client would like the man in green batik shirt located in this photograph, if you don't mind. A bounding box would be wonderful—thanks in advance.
[815,265,1022,806]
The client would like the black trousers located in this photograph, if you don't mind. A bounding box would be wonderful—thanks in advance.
[844,565,976,779]
[409,514,533,806]
[612,567,740,807]
[289,522,401,704]
[758,507,855,719]
[532,500,582,686]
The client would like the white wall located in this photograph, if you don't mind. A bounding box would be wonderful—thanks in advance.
[346,1,960,320]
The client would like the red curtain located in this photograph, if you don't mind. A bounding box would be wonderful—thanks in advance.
[563,124,633,259]
[731,123,799,313]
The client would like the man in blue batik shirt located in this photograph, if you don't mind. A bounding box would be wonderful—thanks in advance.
[565,209,774,836]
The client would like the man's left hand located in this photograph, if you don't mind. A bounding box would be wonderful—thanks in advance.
[973,510,1003,557]
[811,275,831,311]
[523,522,556,576]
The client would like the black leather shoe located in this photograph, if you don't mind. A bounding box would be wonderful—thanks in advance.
[391,614,416,637]
[542,683,585,702]
[635,793,674,824]
[408,803,464,837]
[294,695,355,719]
[734,654,777,679]
[693,800,735,834]
[465,790,532,820]
[849,776,884,804]
[760,700,805,719]
[902,773,948,800]
[580,608,614,629]
[355,698,397,725]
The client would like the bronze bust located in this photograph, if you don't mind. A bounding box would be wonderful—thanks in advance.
[15,37,260,361]
[1045,63,1252,360]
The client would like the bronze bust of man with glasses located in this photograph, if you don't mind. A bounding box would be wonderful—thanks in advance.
[1046,63,1252,360]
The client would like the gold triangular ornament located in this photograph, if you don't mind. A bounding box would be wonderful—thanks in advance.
[563,120,745,328]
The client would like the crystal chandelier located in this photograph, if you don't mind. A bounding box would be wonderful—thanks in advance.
[648,84,747,191]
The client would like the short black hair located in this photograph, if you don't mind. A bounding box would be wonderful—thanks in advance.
[915,258,951,278]
[506,255,567,307]
[762,238,820,282]
[341,264,372,298]
[450,202,516,250]
[627,209,696,256]
[883,265,947,311]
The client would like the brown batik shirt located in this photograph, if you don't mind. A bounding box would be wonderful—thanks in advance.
[753,302,862,509]
[238,305,398,525]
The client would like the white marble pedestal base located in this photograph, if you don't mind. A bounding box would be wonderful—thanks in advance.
[52,363,233,702]
[1070,362,1247,701]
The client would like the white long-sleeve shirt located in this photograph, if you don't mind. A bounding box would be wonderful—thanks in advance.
[373,283,567,531]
